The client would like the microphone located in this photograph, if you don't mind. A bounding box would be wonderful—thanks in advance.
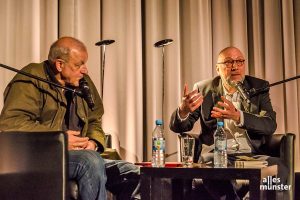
[248,75,300,97]
[95,40,115,46]
[232,81,251,104]
[212,92,221,106]
[248,87,270,97]
[79,78,95,110]
[154,39,173,47]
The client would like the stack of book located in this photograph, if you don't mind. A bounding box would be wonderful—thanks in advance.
[228,155,268,168]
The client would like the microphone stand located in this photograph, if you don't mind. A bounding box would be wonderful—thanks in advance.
[248,75,300,97]
[95,39,115,99]
[0,63,80,95]
[154,39,173,125]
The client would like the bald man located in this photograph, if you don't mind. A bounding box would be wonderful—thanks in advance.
[170,47,287,199]
[0,37,140,200]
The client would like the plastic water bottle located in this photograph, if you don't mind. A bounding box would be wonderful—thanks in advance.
[214,121,227,168]
[152,119,165,167]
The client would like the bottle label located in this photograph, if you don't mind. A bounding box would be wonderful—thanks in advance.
[152,138,165,151]
[215,140,227,150]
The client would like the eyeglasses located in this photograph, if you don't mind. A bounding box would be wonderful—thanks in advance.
[217,59,245,69]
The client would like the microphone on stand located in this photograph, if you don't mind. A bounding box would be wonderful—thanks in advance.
[0,63,80,95]
[95,39,115,100]
[228,79,250,104]
[154,38,174,125]
[228,79,250,112]
[78,78,95,110]
[234,81,251,104]
[0,63,97,110]
[248,87,270,98]
[247,75,300,97]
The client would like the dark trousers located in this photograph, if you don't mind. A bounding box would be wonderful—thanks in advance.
[105,159,140,200]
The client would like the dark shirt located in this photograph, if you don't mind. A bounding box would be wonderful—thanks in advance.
[62,90,84,132]
[44,61,83,133]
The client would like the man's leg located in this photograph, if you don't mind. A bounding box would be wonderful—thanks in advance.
[104,159,140,200]
[202,179,240,200]
[69,150,107,200]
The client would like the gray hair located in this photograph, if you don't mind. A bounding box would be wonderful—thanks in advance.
[48,45,70,63]
[47,37,87,64]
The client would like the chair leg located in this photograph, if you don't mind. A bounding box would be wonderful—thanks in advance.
[107,191,115,200]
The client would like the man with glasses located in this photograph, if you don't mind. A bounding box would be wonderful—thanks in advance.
[170,46,286,199]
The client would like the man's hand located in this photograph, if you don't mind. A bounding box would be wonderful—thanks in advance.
[211,96,240,122]
[66,130,89,150]
[179,83,203,118]
[85,140,97,151]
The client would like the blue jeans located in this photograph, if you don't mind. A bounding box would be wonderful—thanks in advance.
[104,159,140,200]
[69,150,107,200]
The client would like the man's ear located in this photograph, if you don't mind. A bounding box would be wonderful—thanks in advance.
[55,59,64,72]
[216,65,220,75]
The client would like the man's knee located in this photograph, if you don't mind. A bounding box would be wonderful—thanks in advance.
[72,150,106,177]
[105,159,140,177]
[84,150,105,171]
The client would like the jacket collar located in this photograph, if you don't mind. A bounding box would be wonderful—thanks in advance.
[43,61,67,105]
[44,60,61,86]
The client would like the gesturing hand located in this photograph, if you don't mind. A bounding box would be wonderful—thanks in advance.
[179,83,203,118]
[66,130,89,150]
[211,96,240,123]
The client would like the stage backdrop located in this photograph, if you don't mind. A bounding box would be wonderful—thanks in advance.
[0,0,299,171]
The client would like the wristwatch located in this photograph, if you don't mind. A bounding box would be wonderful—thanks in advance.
[90,140,98,151]
[94,142,98,152]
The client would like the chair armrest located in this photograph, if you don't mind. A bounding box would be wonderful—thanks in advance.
[262,133,295,199]
[279,133,295,167]
[105,133,112,148]
[101,148,122,160]
[281,133,295,200]
[102,133,121,160]
[262,133,295,174]
[262,134,285,157]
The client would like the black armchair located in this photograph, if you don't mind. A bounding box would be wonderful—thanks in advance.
[261,133,295,200]
[0,131,121,200]
[0,131,68,200]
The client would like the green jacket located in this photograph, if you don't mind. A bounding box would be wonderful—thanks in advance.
[0,61,106,152]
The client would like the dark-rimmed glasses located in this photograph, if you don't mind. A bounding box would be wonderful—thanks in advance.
[217,59,245,69]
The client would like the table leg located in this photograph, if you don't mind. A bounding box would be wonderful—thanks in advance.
[141,176,178,200]
[141,175,150,200]
[249,178,262,200]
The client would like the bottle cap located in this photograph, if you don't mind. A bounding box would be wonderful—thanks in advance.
[217,121,224,126]
[155,119,163,125]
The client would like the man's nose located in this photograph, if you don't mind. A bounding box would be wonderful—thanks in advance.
[231,63,238,71]
[81,65,88,74]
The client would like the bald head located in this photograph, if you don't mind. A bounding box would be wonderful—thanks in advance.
[216,46,246,88]
[217,47,244,63]
[48,37,87,64]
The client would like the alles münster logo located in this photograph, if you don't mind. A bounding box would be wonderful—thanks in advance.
[260,176,291,191]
